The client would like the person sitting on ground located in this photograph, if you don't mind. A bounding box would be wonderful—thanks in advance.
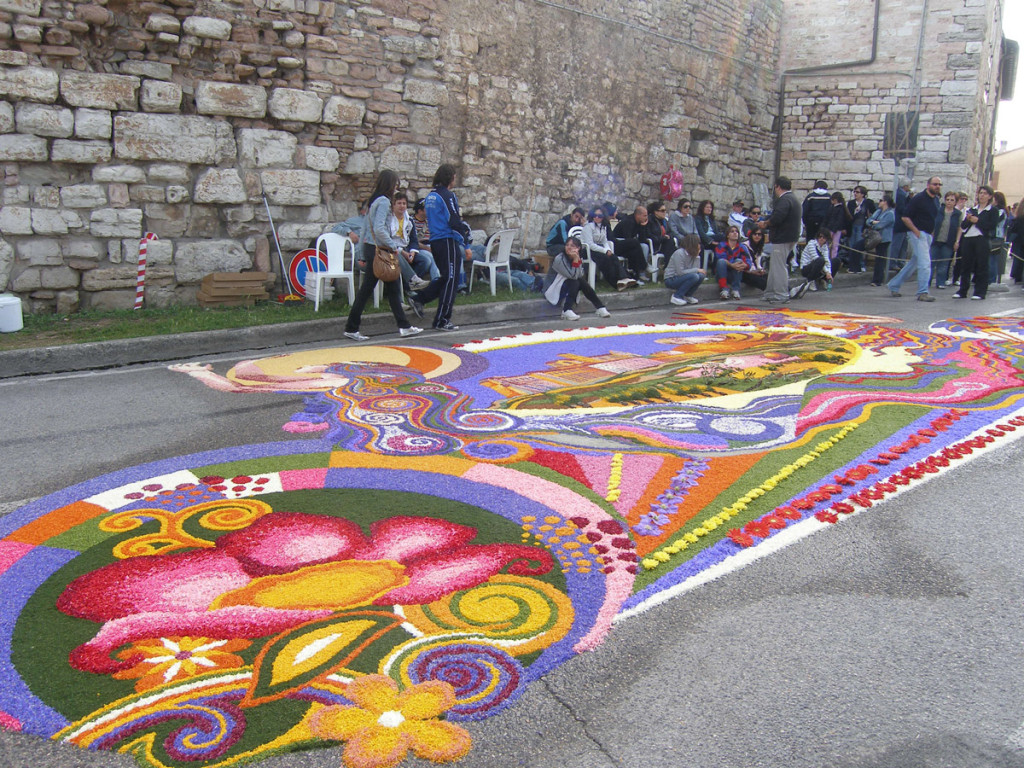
[542,235,613,321]
[612,205,658,283]
[667,198,698,243]
[663,233,706,306]
[580,207,636,291]
[713,225,754,300]
[790,228,834,300]
[545,207,585,258]
[742,228,768,290]
[388,191,436,293]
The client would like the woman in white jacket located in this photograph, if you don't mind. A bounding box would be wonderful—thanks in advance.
[580,207,636,291]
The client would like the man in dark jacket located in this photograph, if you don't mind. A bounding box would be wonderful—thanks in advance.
[759,176,801,303]
[545,207,585,258]
[612,206,658,282]
[887,176,943,301]
[802,180,831,241]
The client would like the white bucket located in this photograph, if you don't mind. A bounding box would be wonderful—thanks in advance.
[0,294,23,333]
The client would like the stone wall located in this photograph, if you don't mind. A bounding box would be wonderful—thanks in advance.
[0,0,782,313]
[2,0,782,313]
[777,0,1005,202]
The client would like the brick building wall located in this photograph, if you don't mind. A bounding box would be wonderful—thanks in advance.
[0,0,783,313]
[777,0,1005,203]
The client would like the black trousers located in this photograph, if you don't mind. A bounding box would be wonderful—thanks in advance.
[559,277,605,312]
[346,244,410,332]
[957,236,989,299]
[414,237,459,327]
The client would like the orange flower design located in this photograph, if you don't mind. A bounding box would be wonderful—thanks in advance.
[309,675,471,768]
[113,636,250,692]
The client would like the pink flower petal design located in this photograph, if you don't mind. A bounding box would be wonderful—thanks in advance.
[353,516,478,564]
[217,512,368,575]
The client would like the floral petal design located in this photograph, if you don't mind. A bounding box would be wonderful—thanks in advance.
[394,680,455,721]
[56,550,250,622]
[309,706,375,740]
[211,560,408,611]
[404,719,472,762]
[217,512,368,575]
[377,544,553,605]
[345,674,400,714]
[353,516,477,563]
[344,725,407,768]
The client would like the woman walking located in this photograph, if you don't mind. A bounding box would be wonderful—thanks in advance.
[411,163,469,331]
[343,169,422,341]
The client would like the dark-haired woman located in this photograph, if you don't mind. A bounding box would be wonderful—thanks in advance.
[344,169,421,342]
[694,200,721,269]
[956,185,999,300]
[412,163,470,331]
[825,192,851,268]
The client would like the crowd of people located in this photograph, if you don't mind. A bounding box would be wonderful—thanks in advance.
[330,167,1023,340]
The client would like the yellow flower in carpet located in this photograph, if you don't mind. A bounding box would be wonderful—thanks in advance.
[309,675,471,768]
[113,636,251,692]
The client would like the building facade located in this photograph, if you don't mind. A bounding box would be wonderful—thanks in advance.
[0,0,1011,313]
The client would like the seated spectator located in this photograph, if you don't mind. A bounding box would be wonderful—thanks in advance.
[545,207,585,258]
[728,200,749,234]
[694,200,722,268]
[742,228,769,290]
[580,207,637,291]
[612,205,657,282]
[743,204,762,240]
[647,201,678,262]
[389,192,435,292]
[667,199,697,242]
[790,228,834,299]
[663,233,705,305]
[542,236,613,321]
[713,225,754,299]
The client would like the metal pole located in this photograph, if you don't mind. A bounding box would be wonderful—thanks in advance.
[263,194,293,295]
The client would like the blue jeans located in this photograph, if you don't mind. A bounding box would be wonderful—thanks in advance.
[888,231,932,295]
[888,231,908,275]
[715,260,743,291]
[930,241,953,287]
[665,272,702,299]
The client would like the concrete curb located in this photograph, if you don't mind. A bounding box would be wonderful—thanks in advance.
[0,271,875,379]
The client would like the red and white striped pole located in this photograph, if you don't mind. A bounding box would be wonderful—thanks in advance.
[134,232,157,310]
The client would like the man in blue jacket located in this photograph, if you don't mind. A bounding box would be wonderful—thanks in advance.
[887,176,943,302]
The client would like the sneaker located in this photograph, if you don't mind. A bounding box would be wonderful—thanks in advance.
[670,295,688,306]
[624,278,638,288]
[808,281,817,291]
[720,289,730,300]
[595,306,612,318]
[617,279,631,291]
[916,293,935,302]
[561,309,580,321]
[410,277,430,291]
[399,326,423,337]
[635,279,647,286]
[434,321,460,331]
[409,299,424,318]
[952,293,966,299]
[344,330,369,342]
[729,290,741,299]
[890,291,902,298]
[790,281,811,300]
[685,296,699,304]
[970,295,984,300]
[936,284,946,289]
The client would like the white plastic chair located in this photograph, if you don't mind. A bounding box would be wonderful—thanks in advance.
[312,233,357,310]
[469,229,517,295]
[568,226,598,288]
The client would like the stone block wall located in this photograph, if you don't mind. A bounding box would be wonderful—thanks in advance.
[778,0,1005,202]
[0,0,782,313]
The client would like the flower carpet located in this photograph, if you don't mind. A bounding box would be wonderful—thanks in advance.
[3,308,1024,768]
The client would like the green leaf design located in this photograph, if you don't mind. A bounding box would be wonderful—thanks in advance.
[242,610,404,707]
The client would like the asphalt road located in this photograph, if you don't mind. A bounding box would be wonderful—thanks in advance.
[2,283,1023,768]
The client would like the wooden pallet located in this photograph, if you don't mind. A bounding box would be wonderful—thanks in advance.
[197,272,272,307]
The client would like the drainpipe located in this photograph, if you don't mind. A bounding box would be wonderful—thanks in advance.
[772,0,883,183]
